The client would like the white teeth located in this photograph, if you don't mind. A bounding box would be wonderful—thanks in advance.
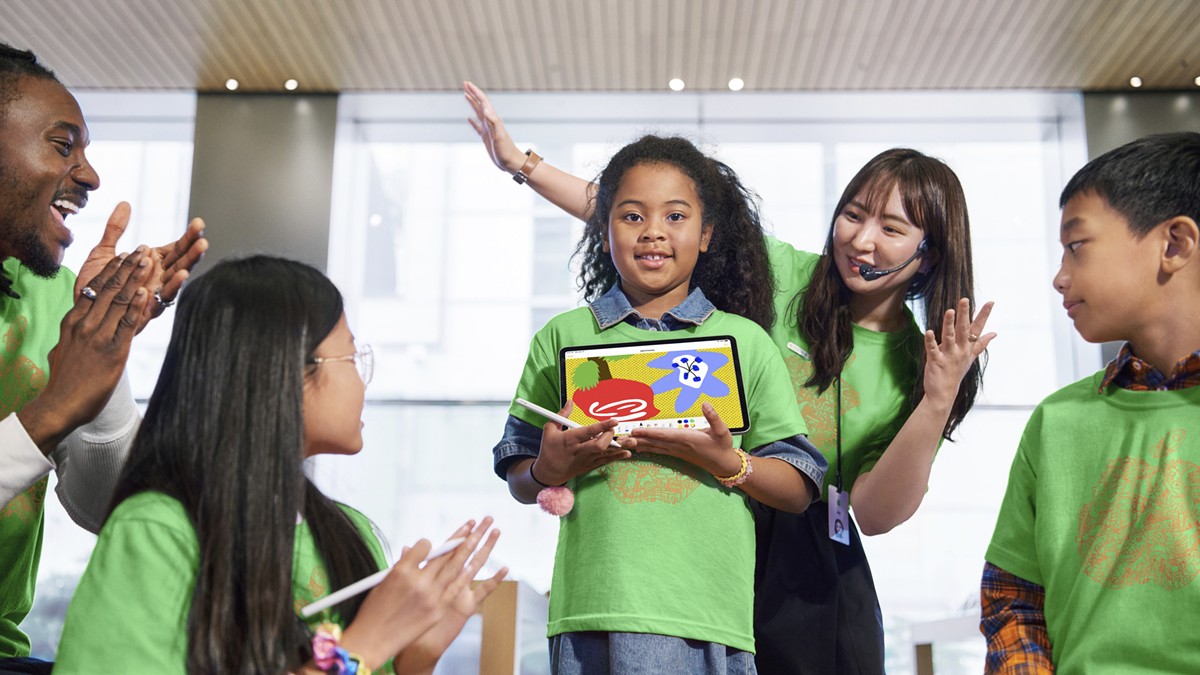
[53,199,79,214]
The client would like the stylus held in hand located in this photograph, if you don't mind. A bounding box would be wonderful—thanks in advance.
[299,537,467,618]
[515,398,622,448]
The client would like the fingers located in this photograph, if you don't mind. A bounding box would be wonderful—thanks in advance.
[76,248,149,333]
[71,254,129,319]
[158,218,208,283]
[100,202,132,249]
[397,539,434,567]
[429,518,493,594]
[700,402,730,436]
[461,527,501,581]
[974,333,998,353]
[924,329,939,352]
[941,305,957,344]
[472,566,509,604]
[937,299,998,351]
[969,300,996,335]
[156,269,190,306]
[111,286,149,346]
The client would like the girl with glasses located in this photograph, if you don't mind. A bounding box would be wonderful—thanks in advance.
[54,255,505,674]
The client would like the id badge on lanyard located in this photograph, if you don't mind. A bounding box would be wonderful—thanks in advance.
[789,341,850,545]
[827,484,850,545]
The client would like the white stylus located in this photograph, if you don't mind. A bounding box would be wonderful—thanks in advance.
[515,398,622,448]
[786,342,811,360]
[300,537,467,618]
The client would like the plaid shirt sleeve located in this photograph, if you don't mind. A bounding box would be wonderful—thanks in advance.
[980,562,1055,674]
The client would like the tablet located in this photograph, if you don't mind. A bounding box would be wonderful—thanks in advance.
[558,335,749,435]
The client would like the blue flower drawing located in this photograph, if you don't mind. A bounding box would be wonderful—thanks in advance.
[648,350,730,412]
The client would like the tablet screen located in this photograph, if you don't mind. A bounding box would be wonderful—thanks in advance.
[559,336,749,435]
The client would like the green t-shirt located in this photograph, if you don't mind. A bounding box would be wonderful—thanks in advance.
[0,258,76,658]
[509,307,809,652]
[986,374,1200,674]
[54,491,395,674]
[764,237,922,492]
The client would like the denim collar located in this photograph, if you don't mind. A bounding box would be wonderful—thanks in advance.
[589,285,716,331]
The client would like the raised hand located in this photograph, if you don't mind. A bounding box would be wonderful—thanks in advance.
[75,201,207,331]
[532,402,627,486]
[392,519,508,675]
[624,402,742,478]
[463,81,526,174]
[337,517,500,670]
[19,249,152,453]
[923,298,996,408]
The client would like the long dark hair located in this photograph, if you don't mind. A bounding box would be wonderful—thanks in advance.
[797,148,982,438]
[575,135,776,331]
[109,256,379,674]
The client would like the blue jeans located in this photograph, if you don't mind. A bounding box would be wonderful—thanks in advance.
[0,657,53,675]
[550,632,757,675]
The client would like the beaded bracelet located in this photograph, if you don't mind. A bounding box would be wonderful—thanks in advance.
[715,449,753,488]
[311,622,373,675]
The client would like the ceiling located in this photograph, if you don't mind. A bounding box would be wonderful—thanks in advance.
[1,0,1197,93]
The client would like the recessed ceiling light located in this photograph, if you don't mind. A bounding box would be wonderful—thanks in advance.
[1195,75,1200,87]
[284,79,299,91]
[728,77,745,92]
[668,78,685,92]
[1130,76,1143,88]
[225,78,239,91]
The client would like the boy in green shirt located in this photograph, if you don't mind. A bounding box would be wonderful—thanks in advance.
[982,131,1200,673]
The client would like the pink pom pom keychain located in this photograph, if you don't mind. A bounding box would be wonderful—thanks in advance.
[537,487,575,516]
[530,460,574,516]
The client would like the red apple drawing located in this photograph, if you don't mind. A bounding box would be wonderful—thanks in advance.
[572,377,659,422]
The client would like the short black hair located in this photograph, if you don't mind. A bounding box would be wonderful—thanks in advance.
[0,42,59,123]
[1060,131,1200,237]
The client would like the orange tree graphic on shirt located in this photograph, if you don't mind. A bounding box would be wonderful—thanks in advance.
[0,315,50,525]
[784,352,860,455]
[599,455,704,505]
[294,563,330,616]
[1077,429,1200,590]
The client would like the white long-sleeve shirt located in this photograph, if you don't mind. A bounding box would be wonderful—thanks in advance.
[0,372,139,533]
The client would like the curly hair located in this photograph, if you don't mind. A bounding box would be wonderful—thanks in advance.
[797,148,982,439]
[0,42,58,123]
[574,135,776,331]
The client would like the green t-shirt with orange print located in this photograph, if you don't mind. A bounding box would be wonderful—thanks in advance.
[55,491,397,674]
[0,257,76,658]
[763,237,923,492]
[986,374,1200,674]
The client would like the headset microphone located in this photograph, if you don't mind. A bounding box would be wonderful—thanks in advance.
[858,240,929,281]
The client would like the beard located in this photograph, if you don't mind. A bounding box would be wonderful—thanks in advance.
[0,163,62,279]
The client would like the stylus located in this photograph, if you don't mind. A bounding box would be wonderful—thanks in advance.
[299,537,467,618]
[515,398,623,448]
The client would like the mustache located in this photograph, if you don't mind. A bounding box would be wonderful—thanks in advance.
[53,187,90,209]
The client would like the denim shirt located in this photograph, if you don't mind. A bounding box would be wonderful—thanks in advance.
[589,284,716,332]
[493,286,826,492]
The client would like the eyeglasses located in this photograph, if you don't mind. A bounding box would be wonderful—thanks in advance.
[308,344,374,386]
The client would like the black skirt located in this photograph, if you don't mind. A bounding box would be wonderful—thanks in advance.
[752,501,886,675]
